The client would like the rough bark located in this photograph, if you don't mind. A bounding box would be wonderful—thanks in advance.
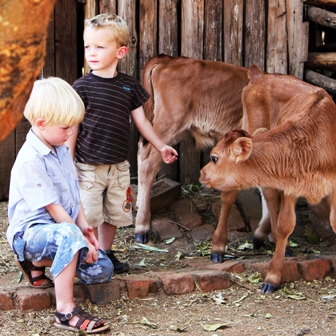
[0,0,57,142]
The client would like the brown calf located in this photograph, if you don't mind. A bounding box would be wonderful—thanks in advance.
[135,54,250,245]
[200,68,336,293]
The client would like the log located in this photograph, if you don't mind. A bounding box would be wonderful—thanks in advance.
[0,0,57,143]
[223,0,243,66]
[305,52,336,71]
[305,0,336,9]
[307,6,336,29]
[305,69,336,93]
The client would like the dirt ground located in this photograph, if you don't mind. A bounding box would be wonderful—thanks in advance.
[1,190,336,335]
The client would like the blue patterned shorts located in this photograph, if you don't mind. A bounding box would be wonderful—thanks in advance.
[13,223,113,284]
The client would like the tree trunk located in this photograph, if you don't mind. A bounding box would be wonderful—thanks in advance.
[0,0,57,142]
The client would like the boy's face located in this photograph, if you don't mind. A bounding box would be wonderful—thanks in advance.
[36,120,74,149]
[84,26,125,77]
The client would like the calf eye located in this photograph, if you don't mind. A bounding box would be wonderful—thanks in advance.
[210,155,218,164]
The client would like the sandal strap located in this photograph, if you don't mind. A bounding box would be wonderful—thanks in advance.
[55,306,104,331]
[20,259,46,273]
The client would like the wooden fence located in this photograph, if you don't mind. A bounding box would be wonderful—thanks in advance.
[1,0,336,200]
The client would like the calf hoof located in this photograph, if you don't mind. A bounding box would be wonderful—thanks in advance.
[252,236,264,250]
[135,233,149,244]
[261,282,278,294]
[210,253,225,263]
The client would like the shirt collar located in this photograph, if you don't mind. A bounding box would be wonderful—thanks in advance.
[26,128,68,157]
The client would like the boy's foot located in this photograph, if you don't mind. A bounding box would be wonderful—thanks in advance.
[105,250,130,274]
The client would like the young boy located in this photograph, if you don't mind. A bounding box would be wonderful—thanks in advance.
[7,77,111,334]
[67,13,178,273]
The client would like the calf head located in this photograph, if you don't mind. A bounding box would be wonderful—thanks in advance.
[199,129,253,191]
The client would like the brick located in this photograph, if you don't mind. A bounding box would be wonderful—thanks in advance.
[151,218,184,241]
[124,277,158,300]
[190,224,214,243]
[84,281,120,305]
[248,260,300,283]
[158,272,195,295]
[206,261,246,274]
[16,288,51,311]
[0,290,14,310]
[298,258,332,282]
[176,212,203,230]
[191,271,231,292]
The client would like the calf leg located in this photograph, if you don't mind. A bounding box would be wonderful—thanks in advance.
[253,187,279,249]
[135,140,162,243]
[262,194,296,293]
[211,190,239,263]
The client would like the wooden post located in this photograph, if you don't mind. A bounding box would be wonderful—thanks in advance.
[223,0,244,66]
[99,0,116,13]
[157,0,179,182]
[158,0,179,56]
[180,0,204,185]
[139,0,158,79]
[287,0,309,78]
[83,0,99,74]
[267,0,288,74]
[118,0,139,177]
[245,0,266,69]
[204,0,223,61]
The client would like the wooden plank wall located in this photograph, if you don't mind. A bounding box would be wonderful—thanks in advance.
[0,0,311,200]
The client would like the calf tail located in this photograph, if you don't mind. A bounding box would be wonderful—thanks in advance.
[142,58,157,123]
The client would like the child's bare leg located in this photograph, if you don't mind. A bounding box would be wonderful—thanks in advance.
[98,222,116,250]
[54,251,79,325]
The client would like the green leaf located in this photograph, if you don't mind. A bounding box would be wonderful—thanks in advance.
[211,293,227,305]
[164,237,176,244]
[139,258,147,267]
[140,317,157,329]
[237,241,253,250]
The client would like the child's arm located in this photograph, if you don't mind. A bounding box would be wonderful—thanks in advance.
[131,106,178,164]
[65,124,79,161]
[46,202,99,263]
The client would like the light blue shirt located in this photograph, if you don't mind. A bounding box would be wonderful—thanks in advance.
[7,129,80,248]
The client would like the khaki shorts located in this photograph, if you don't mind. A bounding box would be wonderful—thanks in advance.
[75,160,133,228]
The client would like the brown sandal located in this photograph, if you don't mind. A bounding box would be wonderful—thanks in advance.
[16,256,53,288]
[54,306,110,333]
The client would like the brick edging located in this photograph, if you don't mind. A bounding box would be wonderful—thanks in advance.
[1,256,335,311]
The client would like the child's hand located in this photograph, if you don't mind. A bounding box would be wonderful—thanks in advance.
[82,226,99,251]
[160,145,178,164]
[85,241,99,264]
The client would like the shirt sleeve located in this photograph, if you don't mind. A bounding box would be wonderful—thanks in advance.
[131,79,150,110]
[17,160,59,212]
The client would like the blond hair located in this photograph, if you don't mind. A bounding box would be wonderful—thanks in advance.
[24,77,85,126]
[84,13,130,47]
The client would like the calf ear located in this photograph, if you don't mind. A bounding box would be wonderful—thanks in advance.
[230,137,252,162]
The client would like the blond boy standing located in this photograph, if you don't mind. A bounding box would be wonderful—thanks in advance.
[67,13,178,273]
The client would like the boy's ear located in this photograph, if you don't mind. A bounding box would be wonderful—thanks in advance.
[36,118,46,129]
[117,46,128,59]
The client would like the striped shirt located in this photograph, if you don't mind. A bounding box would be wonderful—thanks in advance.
[73,71,150,165]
